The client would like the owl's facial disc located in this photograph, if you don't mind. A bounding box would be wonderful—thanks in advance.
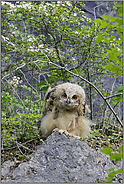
[60,92,79,109]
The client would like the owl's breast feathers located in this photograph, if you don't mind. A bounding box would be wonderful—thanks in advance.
[40,83,91,138]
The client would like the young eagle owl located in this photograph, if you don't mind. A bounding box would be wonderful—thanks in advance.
[40,83,91,138]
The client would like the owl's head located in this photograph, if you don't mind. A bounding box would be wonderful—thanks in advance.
[57,83,86,110]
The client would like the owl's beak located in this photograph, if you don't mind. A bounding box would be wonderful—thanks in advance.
[66,98,70,104]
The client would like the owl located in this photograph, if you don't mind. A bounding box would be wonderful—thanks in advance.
[40,83,91,139]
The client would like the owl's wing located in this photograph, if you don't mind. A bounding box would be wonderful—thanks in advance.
[42,86,58,117]
[77,102,90,116]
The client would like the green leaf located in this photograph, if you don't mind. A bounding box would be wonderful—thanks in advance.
[105,63,113,70]
[100,21,108,28]
[118,145,123,152]
[1,97,10,103]
[9,128,13,132]
[95,35,103,44]
[107,168,123,182]
[102,14,109,20]
[116,59,123,67]
[39,85,49,91]
[115,17,123,25]
[117,85,123,93]
[106,172,115,182]
[94,18,101,24]
[40,139,45,144]
[111,100,118,106]
[116,2,123,8]
[110,65,121,73]
[110,35,115,41]
[110,153,123,162]
[100,147,113,155]
[118,7,123,17]
[108,168,114,171]
[109,16,116,22]
[106,63,122,76]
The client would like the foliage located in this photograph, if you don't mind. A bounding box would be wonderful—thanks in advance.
[86,122,123,150]
[92,1,123,122]
[1,1,123,162]
[1,82,43,148]
[100,145,123,183]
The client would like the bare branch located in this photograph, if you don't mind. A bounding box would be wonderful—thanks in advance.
[45,58,123,128]
[3,78,27,111]
[19,69,39,97]
[14,140,35,153]
[1,35,15,47]
[1,60,42,80]
[105,93,123,100]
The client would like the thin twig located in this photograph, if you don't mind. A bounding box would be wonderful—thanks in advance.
[2,60,42,80]
[102,77,117,130]
[1,35,15,46]
[2,139,35,153]
[16,143,30,160]
[3,78,27,111]
[19,69,39,97]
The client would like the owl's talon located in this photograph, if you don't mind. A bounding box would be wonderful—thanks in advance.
[58,130,63,134]
[52,128,59,133]
[66,132,71,136]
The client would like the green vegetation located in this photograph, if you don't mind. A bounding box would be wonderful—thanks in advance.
[100,145,123,183]
[1,1,123,179]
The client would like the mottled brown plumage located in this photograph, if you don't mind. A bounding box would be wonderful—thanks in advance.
[40,83,91,138]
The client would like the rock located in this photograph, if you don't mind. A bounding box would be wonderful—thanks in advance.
[82,1,118,20]
[1,131,122,183]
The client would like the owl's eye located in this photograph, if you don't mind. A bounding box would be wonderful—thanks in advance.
[72,95,77,100]
[62,93,67,98]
